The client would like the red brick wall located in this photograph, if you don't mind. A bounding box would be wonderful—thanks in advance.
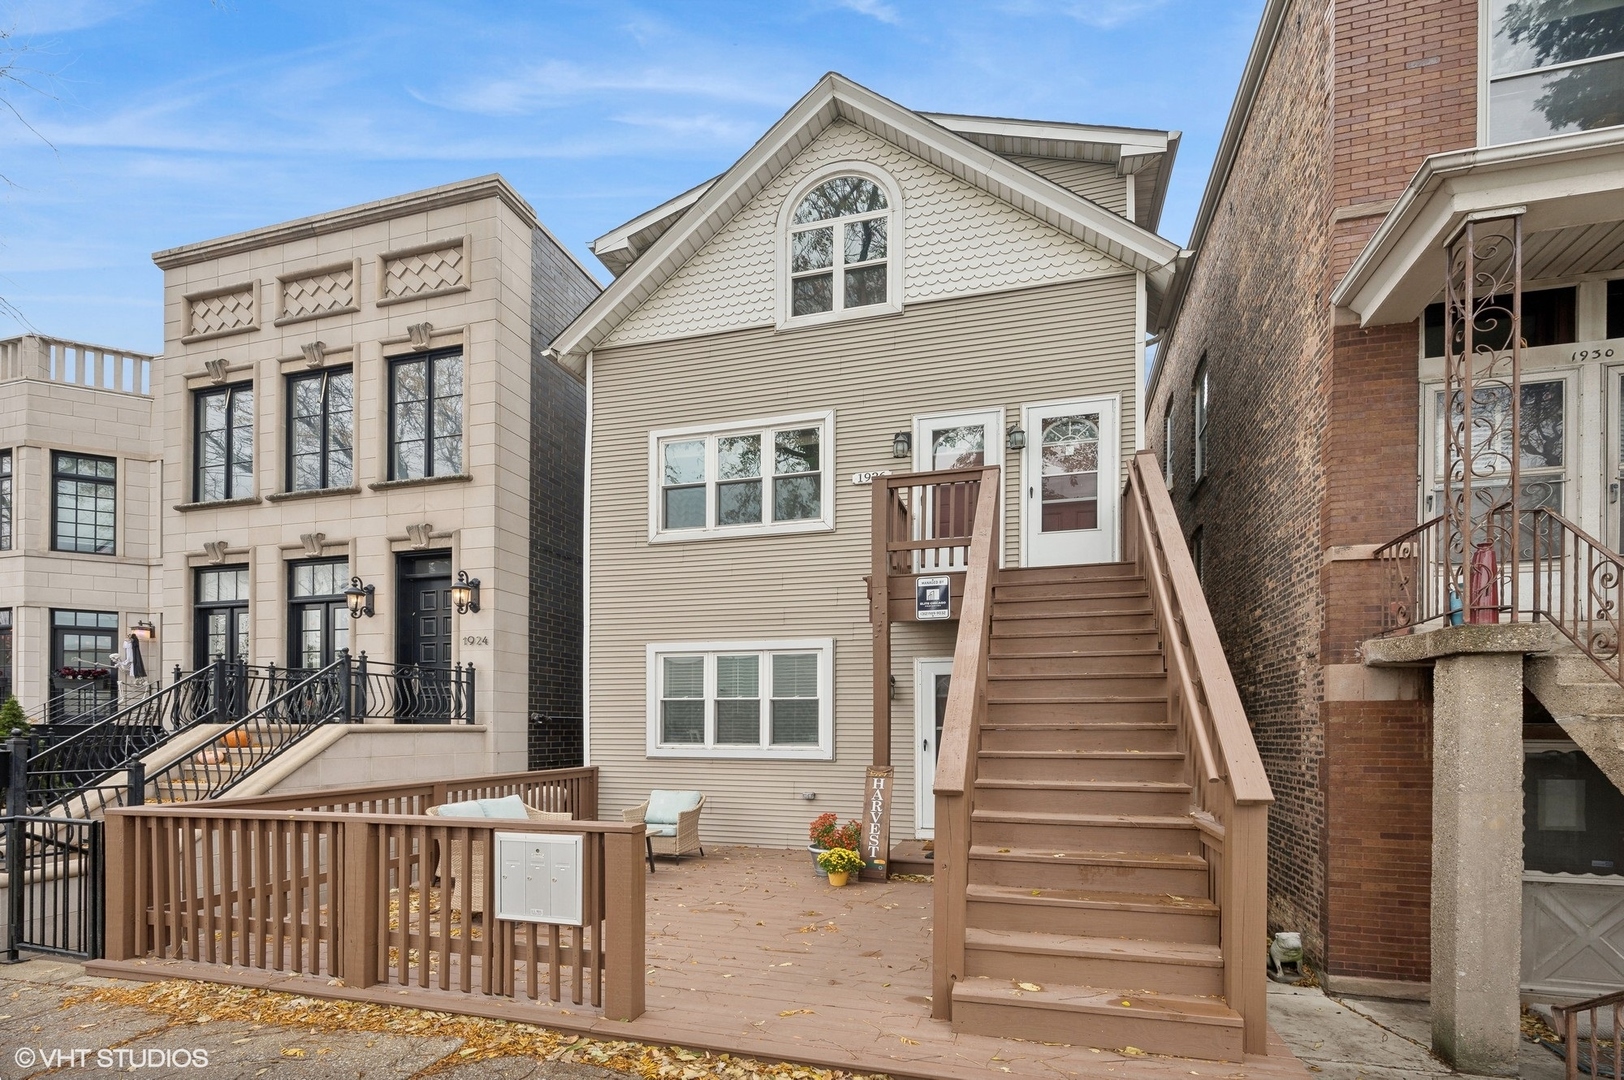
[1149,0,1479,979]
[1148,0,1334,960]
[1323,695,1433,982]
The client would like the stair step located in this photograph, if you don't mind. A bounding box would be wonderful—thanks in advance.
[965,883,1218,942]
[976,749,1183,782]
[986,673,1168,701]
[971,809,1199,852]
[996,564,1143,585]
[969,845,1209,893]
[949,979,1243,1060]
[992,612,1157,636]
[989,630,1161,655]
[973,779,1193,817]
[993,594,1152,619]
[993,580,1147,604]
[964,927,1223,995]
[988,651,1164,676]
[979,723,1177,752]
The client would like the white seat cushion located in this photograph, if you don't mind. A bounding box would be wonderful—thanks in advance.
[645,790,702,825]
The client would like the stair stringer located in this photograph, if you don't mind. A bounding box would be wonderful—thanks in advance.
[1526,649,1624,793]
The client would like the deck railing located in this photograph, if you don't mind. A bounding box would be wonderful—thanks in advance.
[928,467,1000,1018]
[1123,450,1274,1055]
[1376,505,1624,688]
[218,768,599,821]
[95,767,644,1022]
[1551,988,1623,1080]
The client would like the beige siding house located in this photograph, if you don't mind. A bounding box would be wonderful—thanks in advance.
[554,74,1182,848]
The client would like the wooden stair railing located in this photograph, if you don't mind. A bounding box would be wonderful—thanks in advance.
[1124,449,1274,1054]
[929,466,1001,1018]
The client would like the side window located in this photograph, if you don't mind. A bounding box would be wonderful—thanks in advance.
[52,452,116,555]
[1192,357,1209,484]
[0,450,11,551]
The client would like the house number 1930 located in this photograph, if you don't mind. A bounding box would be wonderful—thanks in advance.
[462,635,489,646]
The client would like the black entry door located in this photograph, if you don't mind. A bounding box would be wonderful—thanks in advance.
[396,552,453,723]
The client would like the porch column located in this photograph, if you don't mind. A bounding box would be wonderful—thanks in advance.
[1364,623,1546,1077]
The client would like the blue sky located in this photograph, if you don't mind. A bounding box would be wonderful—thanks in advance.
[0,0,1264,352]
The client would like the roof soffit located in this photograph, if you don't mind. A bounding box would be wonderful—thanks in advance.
[1333,128,1624,326]
[552,73,1180,371]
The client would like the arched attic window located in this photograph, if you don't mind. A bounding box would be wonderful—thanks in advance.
[788,175,891,318]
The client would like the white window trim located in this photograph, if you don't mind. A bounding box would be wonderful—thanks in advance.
[775,162,905,330]
[1419,370,1575,520]
[645,638,835,760]
[647,409,836,543]
[1192,362,1209,483]
[1478,0,1624,145]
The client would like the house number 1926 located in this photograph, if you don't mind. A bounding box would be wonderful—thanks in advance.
[462,635,489,646]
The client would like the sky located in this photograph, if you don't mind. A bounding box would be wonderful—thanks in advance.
[0,0,1265,353]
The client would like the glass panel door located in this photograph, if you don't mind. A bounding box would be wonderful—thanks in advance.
[50,610,118,722]
[1023,397,1119,566]
[288,558,349,673]
[913,409,1003,571]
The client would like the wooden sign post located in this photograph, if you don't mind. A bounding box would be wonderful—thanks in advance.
[862,765,894,881]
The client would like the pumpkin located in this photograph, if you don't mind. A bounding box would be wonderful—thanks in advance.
[222,729,251,749]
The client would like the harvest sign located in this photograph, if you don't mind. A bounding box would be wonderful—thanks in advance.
[862,765,894,880]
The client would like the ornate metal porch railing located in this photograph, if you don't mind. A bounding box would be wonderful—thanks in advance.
[1377,504,1624,688]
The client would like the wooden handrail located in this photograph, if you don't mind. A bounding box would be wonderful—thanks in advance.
[1124,451,1273,1056]
[929,466,999,1019]
[1128,452,1272,804]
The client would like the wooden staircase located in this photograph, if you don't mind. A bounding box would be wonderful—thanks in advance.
[949,563,1242,1058]
[903,454,1273,1063]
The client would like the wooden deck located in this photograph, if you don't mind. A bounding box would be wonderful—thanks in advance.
[93,846,1308,1079]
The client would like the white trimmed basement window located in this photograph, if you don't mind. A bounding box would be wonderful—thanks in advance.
[649,411,835,542]
[646,640,834,760]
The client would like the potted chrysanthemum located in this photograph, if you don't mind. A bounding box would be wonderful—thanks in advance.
[816,846,866,887]
[807,812,861,876]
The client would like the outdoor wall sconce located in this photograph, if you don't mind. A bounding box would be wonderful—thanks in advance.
[1006,426,1027,451]
[345,577,375,619]
[452,570,481,615]
[131,620,156,640]
[891,431,912,459]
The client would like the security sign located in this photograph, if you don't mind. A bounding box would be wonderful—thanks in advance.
[916,576,951,620]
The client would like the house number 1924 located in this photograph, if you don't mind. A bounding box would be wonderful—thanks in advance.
[462,635,489,646]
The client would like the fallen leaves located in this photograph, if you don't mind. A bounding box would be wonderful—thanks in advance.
[1016,983,1043,993]
[63,979,890,1080]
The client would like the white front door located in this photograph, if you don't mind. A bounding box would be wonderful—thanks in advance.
[914,658,952,838]
[913,408,1004,571]
[1022,397,1119,566]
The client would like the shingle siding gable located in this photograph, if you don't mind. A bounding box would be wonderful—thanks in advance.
[602,121,1129,348]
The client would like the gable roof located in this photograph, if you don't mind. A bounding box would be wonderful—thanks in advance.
[551,72,1181,373]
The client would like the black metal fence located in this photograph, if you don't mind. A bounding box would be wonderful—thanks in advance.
[3,814,104,961]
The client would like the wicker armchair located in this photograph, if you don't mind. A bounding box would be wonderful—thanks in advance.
[624,791,705,861]
[426,801,572,915]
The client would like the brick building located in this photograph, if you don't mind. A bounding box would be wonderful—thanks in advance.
[1148,0,1624,1032]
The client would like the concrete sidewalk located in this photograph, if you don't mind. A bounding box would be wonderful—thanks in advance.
[1267,982,1565,1079]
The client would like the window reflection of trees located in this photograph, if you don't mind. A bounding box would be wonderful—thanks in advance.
[1498,1,1624,134]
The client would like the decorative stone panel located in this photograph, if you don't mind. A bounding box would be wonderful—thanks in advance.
[182,282,259,343]
[377,235,472,306]
[603,122,1125,347]
[276,259,360,325]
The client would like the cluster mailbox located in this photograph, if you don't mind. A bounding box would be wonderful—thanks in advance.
[494,832,584,926]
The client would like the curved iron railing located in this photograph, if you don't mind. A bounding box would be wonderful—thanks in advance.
[141,656,351,805]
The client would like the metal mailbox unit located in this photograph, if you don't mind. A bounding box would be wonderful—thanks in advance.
[494,832,584,926]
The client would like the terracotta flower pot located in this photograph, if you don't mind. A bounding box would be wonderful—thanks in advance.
[826,871,851,887]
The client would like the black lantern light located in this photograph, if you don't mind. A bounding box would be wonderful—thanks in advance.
[451,570,482,615]
[345,577,375,619]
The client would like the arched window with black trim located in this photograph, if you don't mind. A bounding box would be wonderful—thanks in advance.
[788,175,891,318]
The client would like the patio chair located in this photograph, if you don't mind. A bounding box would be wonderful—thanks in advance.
[623,790,705,862]
[426,795,572,915]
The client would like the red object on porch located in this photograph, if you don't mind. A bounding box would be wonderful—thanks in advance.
[1469,541,1500,624]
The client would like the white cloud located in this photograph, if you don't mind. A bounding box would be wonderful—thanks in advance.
[999,0,1170,29]
[420,60,793,117]
[833,0,902,25]
[3,0,142,35]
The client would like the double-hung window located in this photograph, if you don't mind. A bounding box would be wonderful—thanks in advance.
[390,349,463,480]
[0,450,11,550]
[52,452,115,555]
[194,382,255,502]
[1485,0,1624,145]
[786,174,894,321]
[288,367,354,491]
[648,639,834,759]
[652,412,834,540]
